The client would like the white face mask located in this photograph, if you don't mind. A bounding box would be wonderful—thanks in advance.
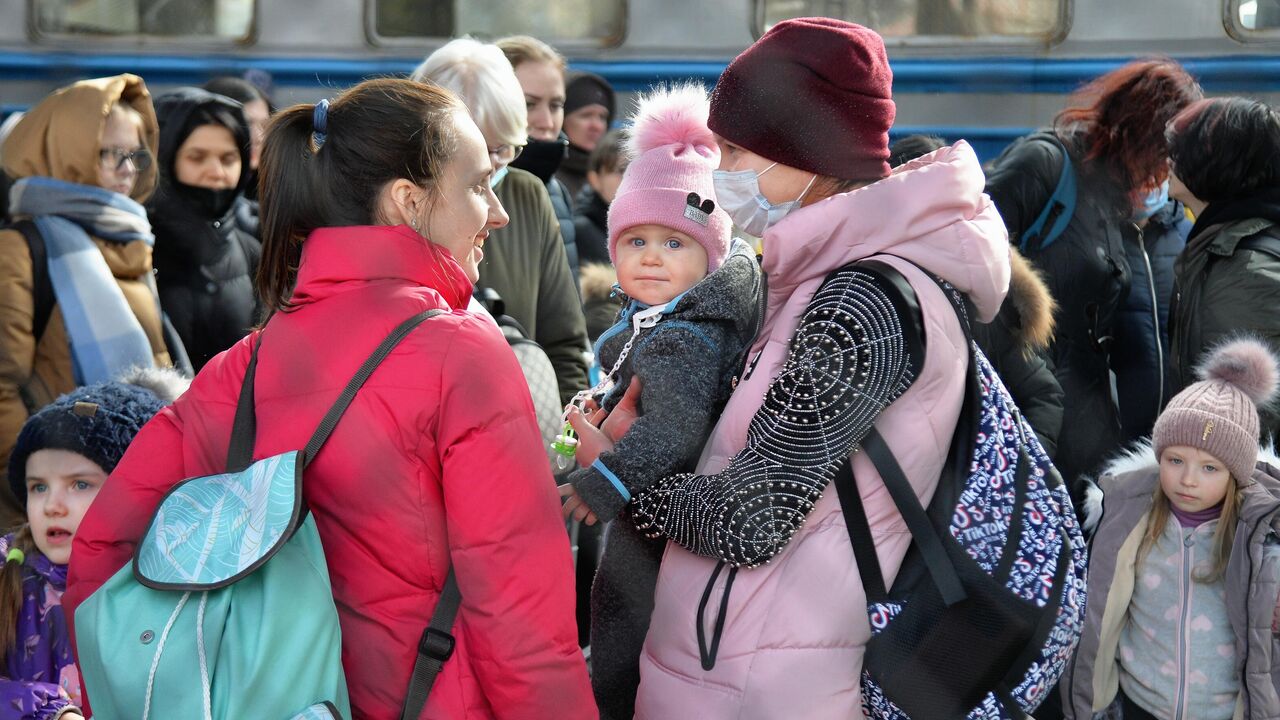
[490,164,510,189]
[712,162,817,237]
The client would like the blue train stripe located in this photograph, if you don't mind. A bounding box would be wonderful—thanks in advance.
[1,52,1279,93]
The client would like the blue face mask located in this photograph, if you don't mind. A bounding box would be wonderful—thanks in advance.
[712,162,817,237]
[1133,179,1170,221]
[490,164,510,189]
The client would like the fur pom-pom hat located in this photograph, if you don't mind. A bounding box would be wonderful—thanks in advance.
[8,367,189,506]
[1153,337,1280,482]
[607,83,731,272]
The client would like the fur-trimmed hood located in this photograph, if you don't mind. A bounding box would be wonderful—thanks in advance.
[1081,438,1280,533]
[1006,247,1056,354]
[580,261,618,303]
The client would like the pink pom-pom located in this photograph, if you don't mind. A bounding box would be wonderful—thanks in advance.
[1198,337,1280,406]
[626,83,716,159]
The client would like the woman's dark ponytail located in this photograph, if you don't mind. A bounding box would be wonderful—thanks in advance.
[0,527,36,666]
[257,104,323,315]
[255,79,466,316]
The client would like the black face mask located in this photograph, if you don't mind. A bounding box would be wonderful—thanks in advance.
[173,181,239,220]
[510,133,569,183]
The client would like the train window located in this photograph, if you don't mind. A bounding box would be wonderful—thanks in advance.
[33,0,254,40]
[370,0,625,46]
[1233,0,1280,33]
[755,0,1064,41]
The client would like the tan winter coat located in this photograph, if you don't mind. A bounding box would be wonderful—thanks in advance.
[0,74,168,519]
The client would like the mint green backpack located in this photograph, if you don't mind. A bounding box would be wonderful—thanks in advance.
[75,310,461,720]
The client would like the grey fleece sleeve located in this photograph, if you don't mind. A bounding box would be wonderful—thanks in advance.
[630,267,917,567]
[569,323,728,520]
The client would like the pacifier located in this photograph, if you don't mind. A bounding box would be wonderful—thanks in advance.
[552,422,579,472]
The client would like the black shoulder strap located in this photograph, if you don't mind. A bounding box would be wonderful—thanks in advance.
[13,220,54,344]
[401,568,461,720]
[1239,231,1280,262]
[832,259,969,607]
[300,309,445,468]
[225,308,447,472]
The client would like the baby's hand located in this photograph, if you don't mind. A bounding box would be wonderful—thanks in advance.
[559,483,599,525]
[567,406,615,467]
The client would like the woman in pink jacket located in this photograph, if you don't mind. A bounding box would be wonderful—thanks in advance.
[579,19,1012,719]
[64,78,595,719]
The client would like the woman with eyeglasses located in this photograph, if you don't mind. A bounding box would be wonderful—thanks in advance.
[0,74,173,525]
[413,38,590,408]
[147,88,262,373]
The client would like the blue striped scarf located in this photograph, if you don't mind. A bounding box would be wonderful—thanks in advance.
[9,176,158,384]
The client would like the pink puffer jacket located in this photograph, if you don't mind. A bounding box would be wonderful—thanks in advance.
[635,141,1010,719]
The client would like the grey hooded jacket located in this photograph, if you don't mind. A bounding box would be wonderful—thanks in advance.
[569,240,761,521]
[1063,443,1280,720]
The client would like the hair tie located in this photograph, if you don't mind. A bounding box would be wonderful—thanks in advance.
[6,548,23,565]
[312,99,330,148]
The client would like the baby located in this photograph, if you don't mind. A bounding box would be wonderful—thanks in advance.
[556,84,761,720]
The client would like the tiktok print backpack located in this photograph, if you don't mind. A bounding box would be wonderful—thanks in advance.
[837,261,1087,720]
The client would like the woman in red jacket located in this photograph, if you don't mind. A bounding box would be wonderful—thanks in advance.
[63,78,596,719]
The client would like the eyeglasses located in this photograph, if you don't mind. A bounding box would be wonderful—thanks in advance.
[99,147,152,172]
[488,143,525,163]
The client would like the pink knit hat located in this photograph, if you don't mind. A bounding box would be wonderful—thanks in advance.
[608,84,731,272]
[1153,337,1280,482]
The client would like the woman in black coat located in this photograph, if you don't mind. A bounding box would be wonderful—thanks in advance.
[984,59,1201,491]
[149,88,261,371]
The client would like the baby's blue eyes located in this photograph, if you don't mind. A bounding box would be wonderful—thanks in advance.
[626,237,684,249]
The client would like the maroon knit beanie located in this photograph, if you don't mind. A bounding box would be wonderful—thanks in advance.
[708,17,895,181]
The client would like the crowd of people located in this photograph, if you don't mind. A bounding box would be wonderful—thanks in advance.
[0,15,1277,720]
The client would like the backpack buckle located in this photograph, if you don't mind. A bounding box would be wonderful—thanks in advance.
[418,627,456,661]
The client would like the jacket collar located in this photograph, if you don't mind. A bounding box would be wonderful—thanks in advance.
[1098,439,1280,521]
[1201,217,1277,257]
[758,140,1010,324]
[291,224,473,309]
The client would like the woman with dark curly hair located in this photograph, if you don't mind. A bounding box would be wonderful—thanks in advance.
[1165,96,1280,445]
[985,58,1202,498]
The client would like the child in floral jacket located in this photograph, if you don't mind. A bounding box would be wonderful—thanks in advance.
[0,369,181,720]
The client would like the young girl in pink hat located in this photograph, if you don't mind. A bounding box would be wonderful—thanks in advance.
[1064,337,1280,719]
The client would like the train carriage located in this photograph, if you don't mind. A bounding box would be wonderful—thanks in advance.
[1,0,1279,160]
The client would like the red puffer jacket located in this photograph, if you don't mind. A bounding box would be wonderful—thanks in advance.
[64,225,596,719]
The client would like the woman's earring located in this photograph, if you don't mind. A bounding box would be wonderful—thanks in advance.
[411,217,420,232]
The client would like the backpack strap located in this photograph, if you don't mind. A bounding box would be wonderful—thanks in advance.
[1018,134,1077,256]
[832,260,968,607]
[301,309,446,467]
[225,333,263,473]
[401,568,461,720]
[12,220,55,344]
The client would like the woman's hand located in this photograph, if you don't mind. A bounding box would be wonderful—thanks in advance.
[559,483,599,525]
[566,406,616,467]
[599,380,641,442]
